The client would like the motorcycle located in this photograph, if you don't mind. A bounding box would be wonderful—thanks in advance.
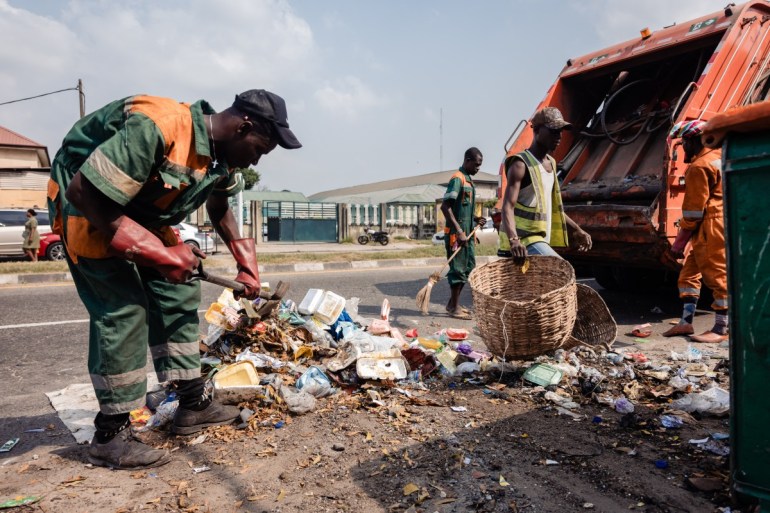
[357,226,390,246]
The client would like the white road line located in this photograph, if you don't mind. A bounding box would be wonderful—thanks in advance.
[0,319,89,330]
[0,309,209,330]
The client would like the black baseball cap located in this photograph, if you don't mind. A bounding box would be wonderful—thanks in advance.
[233,89,302,149]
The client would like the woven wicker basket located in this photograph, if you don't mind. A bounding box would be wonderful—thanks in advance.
[469,256,577,360]
[563,283,617,351]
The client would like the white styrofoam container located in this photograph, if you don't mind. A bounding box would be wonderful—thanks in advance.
[356,355,408,380]
[298,288,325,315]
[313,290,346,325]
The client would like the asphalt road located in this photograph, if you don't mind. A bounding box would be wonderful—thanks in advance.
[0,265,692,447]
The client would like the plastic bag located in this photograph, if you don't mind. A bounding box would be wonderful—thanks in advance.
[279,385,316,414]
[296,366,335,398]
[345,297,361,322]
[671,387,729,415]
[303,318,336,348]
[141,393,178,431]
[202,325,224,347]
[456,362,480,375]
[614,397,635,414]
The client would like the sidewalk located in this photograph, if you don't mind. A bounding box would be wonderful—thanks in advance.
[0,241,496,285]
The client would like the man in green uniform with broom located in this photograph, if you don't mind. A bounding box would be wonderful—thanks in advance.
[440,147,484,319]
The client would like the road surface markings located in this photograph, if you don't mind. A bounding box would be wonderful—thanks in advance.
[0,309,210,330]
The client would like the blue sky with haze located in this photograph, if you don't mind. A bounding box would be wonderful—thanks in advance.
[0,0,726,194]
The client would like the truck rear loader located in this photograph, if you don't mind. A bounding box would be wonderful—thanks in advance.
[497,2,770,290]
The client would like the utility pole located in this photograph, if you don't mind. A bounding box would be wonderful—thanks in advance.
[77,79,85,118]
[439,107,443,171]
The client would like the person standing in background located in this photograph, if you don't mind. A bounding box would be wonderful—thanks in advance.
[22,208,40,262]
[440,147,484,319]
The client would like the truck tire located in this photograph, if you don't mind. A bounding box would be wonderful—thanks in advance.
[592,266,619,291]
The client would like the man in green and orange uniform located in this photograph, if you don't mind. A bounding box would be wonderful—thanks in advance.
[440,147,484,319]
[48,90,301,469]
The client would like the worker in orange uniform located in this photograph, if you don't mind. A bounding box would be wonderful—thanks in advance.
[663,120,728,343]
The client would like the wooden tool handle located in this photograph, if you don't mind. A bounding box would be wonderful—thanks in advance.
[437,225,481,274]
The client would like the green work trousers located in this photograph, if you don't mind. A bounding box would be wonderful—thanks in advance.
[445,236,476,286]
[67,256,202,415]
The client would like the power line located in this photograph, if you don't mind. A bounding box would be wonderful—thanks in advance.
[0,80,85,118]
[0,86,79,107]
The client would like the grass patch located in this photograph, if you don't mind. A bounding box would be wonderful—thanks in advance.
[0,243,499,274]
[0,261,69,274]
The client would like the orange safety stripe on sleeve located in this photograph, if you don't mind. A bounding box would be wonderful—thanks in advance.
[47,179,64,236]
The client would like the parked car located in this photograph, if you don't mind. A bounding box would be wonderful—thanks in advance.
[0,208,52,258]
[432,218,498,246]
[174,222,214,252]
[39,232,66,261]
[39,225,185,262]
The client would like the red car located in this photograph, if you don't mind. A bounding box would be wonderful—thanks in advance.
[39,232,65,261]
[40,228,184,261]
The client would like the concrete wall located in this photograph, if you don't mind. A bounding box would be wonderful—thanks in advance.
[0,189,46,208]
[0,148,42,168]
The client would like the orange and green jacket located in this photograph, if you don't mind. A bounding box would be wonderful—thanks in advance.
[443,168,476,235]
[48,95,242,261]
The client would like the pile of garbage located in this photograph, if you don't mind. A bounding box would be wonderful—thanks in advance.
[516,343,731,449]
[133,285,504,434]
[130,283,731,463]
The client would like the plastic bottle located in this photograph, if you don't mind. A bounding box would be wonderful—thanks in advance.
[418,338,443,351]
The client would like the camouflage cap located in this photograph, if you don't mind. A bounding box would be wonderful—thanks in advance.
[531,107,572,130]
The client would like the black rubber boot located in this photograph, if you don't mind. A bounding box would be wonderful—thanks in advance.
[171,377,239,435]
[88,414,171,469]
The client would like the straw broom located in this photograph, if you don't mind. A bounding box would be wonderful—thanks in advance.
[416,225,480,314]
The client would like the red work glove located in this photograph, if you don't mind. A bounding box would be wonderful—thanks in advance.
[108,217,202,283]
[227,238,260,299]
[670,228,693,259]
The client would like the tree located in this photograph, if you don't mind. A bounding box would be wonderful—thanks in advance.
[232,167,261,190]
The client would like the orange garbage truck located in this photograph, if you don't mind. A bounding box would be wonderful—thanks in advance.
[496,2,770,290]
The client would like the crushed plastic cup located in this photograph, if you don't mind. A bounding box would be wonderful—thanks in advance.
[686,344,703,362]
[380,298,390,321]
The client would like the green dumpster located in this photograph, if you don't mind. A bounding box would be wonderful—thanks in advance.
[722,127,770,511]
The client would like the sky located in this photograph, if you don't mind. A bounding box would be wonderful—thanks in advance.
[0,0,728,196]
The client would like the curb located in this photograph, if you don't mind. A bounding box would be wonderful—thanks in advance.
[0,256,498,286]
